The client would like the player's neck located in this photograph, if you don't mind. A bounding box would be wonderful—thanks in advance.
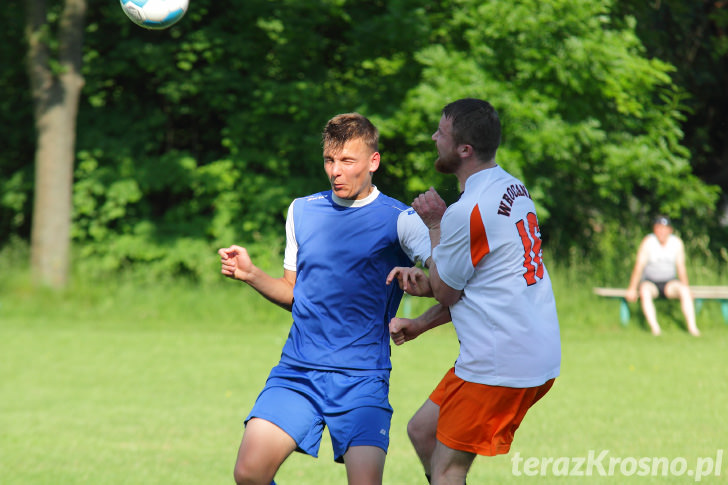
[456,158,497,191]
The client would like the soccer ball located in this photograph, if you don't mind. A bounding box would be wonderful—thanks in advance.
[120,0,189,30]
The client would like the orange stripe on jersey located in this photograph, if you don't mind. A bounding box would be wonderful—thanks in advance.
[470,204,490,266]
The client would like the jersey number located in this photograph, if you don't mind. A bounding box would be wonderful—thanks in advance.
[516,213,544,286]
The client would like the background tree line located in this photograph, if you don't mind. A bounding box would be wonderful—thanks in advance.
[1,0,726,288]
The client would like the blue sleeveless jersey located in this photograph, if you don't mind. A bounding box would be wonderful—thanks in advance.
[280,191,415,373]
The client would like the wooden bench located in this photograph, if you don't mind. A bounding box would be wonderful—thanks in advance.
[593,286,728,326]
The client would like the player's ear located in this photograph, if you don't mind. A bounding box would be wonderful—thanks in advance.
[369,151,381,173]
[459,144,473,158]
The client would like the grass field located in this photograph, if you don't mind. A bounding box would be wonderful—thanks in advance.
[1,269,727,484]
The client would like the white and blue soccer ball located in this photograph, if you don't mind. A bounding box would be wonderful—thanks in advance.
[120,0,189,30]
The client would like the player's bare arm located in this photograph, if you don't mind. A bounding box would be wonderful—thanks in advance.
[386,266,433,297]
[410,187,462,305]
[389,303,452,346]
[219,245,296,311]
[427,263,463,307]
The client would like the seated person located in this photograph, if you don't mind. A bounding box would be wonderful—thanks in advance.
[625,216,700,336]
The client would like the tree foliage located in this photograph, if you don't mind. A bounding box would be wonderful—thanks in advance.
[0,0,723,283]
[384,1,718,264]
[0,1,35,241]
[614,0,728,198]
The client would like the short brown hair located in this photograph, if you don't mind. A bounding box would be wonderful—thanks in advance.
[322,113,379,154]
[442,98,501,162]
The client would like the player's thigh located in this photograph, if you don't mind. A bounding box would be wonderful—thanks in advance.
[409,367,450,441]
[639,280,659,298]
[343,445,386,485]
[235,418,297,478]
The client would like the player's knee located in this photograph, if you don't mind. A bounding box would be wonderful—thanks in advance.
[233,461,269,485]
[232,463,249,485]
[407,416,429,447]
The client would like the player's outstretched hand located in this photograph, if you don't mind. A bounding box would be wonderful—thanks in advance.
[412,187,447,230]
[218,245,254,281]
[386,266,433,297]
[389,317,424,346]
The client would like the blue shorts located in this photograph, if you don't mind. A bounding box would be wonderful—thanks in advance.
[245,364,392,462]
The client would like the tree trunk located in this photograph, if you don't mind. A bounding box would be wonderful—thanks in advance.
[25,0,86,288]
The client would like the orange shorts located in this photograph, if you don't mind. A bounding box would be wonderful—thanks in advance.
[429,367,555,456]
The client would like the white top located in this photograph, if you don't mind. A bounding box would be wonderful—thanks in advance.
[433,167,561,387]
[642,233,682,282]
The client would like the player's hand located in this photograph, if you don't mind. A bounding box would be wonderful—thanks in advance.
[218,245,254,281]
[412,187,447,230]
[625,288,638,303]
[389,317,423,346]
[386,266,432,297]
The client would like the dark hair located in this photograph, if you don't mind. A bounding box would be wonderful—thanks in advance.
[322,113,379,154]
[442,98,501,161]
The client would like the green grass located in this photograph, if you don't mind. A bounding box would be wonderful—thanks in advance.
[1,269,727,484]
